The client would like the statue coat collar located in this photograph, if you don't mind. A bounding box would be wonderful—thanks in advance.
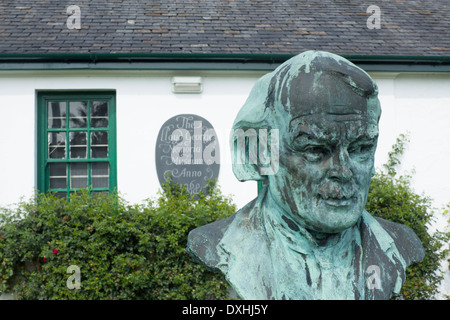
[186,187,424,300]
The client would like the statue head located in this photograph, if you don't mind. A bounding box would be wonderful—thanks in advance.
[231,51,381,234]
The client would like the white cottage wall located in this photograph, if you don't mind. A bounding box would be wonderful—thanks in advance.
[114,71,265,207]
[0,70,265,209]
[0,70,448,212]
[0,70,449,211]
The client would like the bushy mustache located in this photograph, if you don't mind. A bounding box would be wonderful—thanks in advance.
[318,182,356,200]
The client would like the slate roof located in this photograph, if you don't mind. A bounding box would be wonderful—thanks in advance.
[0,0,449,57]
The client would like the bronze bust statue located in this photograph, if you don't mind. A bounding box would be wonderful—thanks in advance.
[186,51,424,300]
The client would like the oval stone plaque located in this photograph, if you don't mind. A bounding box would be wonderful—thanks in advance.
[155,114,220,196]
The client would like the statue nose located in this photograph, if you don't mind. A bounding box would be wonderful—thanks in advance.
[327,148,353,182]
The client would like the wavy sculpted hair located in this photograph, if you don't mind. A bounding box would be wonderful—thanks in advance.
[230,50,381,182]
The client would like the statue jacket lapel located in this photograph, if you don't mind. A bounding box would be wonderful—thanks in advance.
[186,193,424,300]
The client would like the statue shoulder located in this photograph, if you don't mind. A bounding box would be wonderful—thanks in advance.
[186,197,259,272]
[186,213,237,272]
[372,216,425,266]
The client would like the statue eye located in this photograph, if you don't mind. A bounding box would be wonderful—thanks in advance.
[348,143,375,159]
[303,146,329,161]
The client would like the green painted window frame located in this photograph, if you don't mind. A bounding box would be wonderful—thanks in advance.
[37,91,117,197]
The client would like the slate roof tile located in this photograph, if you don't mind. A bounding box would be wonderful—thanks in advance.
[0,0,448,56]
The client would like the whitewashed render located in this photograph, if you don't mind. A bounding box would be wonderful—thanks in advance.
[0,69,449,296]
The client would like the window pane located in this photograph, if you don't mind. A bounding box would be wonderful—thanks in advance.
[48,102,66,128]
[91,131,108,158]
[48,132,66,159]
[69,102,88,128]
[49,162,66,176]
[92,162,109,188]
[70,163,88,189]
[69,131,87,159]
[49,163,67,189]
[91,101,108,128]
[50,178,67,189]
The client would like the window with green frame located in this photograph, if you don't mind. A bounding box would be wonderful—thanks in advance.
[37,91,117,197]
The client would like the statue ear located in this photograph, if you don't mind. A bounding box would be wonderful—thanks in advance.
[229,72,276,182]
[230,127,279,181]
[230,128,266,182]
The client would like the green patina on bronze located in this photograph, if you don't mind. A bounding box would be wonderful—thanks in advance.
[186,51,425,300]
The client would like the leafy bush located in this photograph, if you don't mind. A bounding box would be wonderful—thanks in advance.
[366,134,450,300]
[1,135,449,300]
[0,179,235,300]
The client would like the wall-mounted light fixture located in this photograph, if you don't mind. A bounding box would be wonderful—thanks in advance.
[171,76,203,94]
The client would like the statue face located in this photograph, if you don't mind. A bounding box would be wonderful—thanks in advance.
[267,73,379,234]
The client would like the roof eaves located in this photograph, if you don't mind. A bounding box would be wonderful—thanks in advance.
[0,52,449,72]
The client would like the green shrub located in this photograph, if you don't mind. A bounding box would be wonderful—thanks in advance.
[366,134,450,300]
[0,179,235,300]
[1,135,449,300]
